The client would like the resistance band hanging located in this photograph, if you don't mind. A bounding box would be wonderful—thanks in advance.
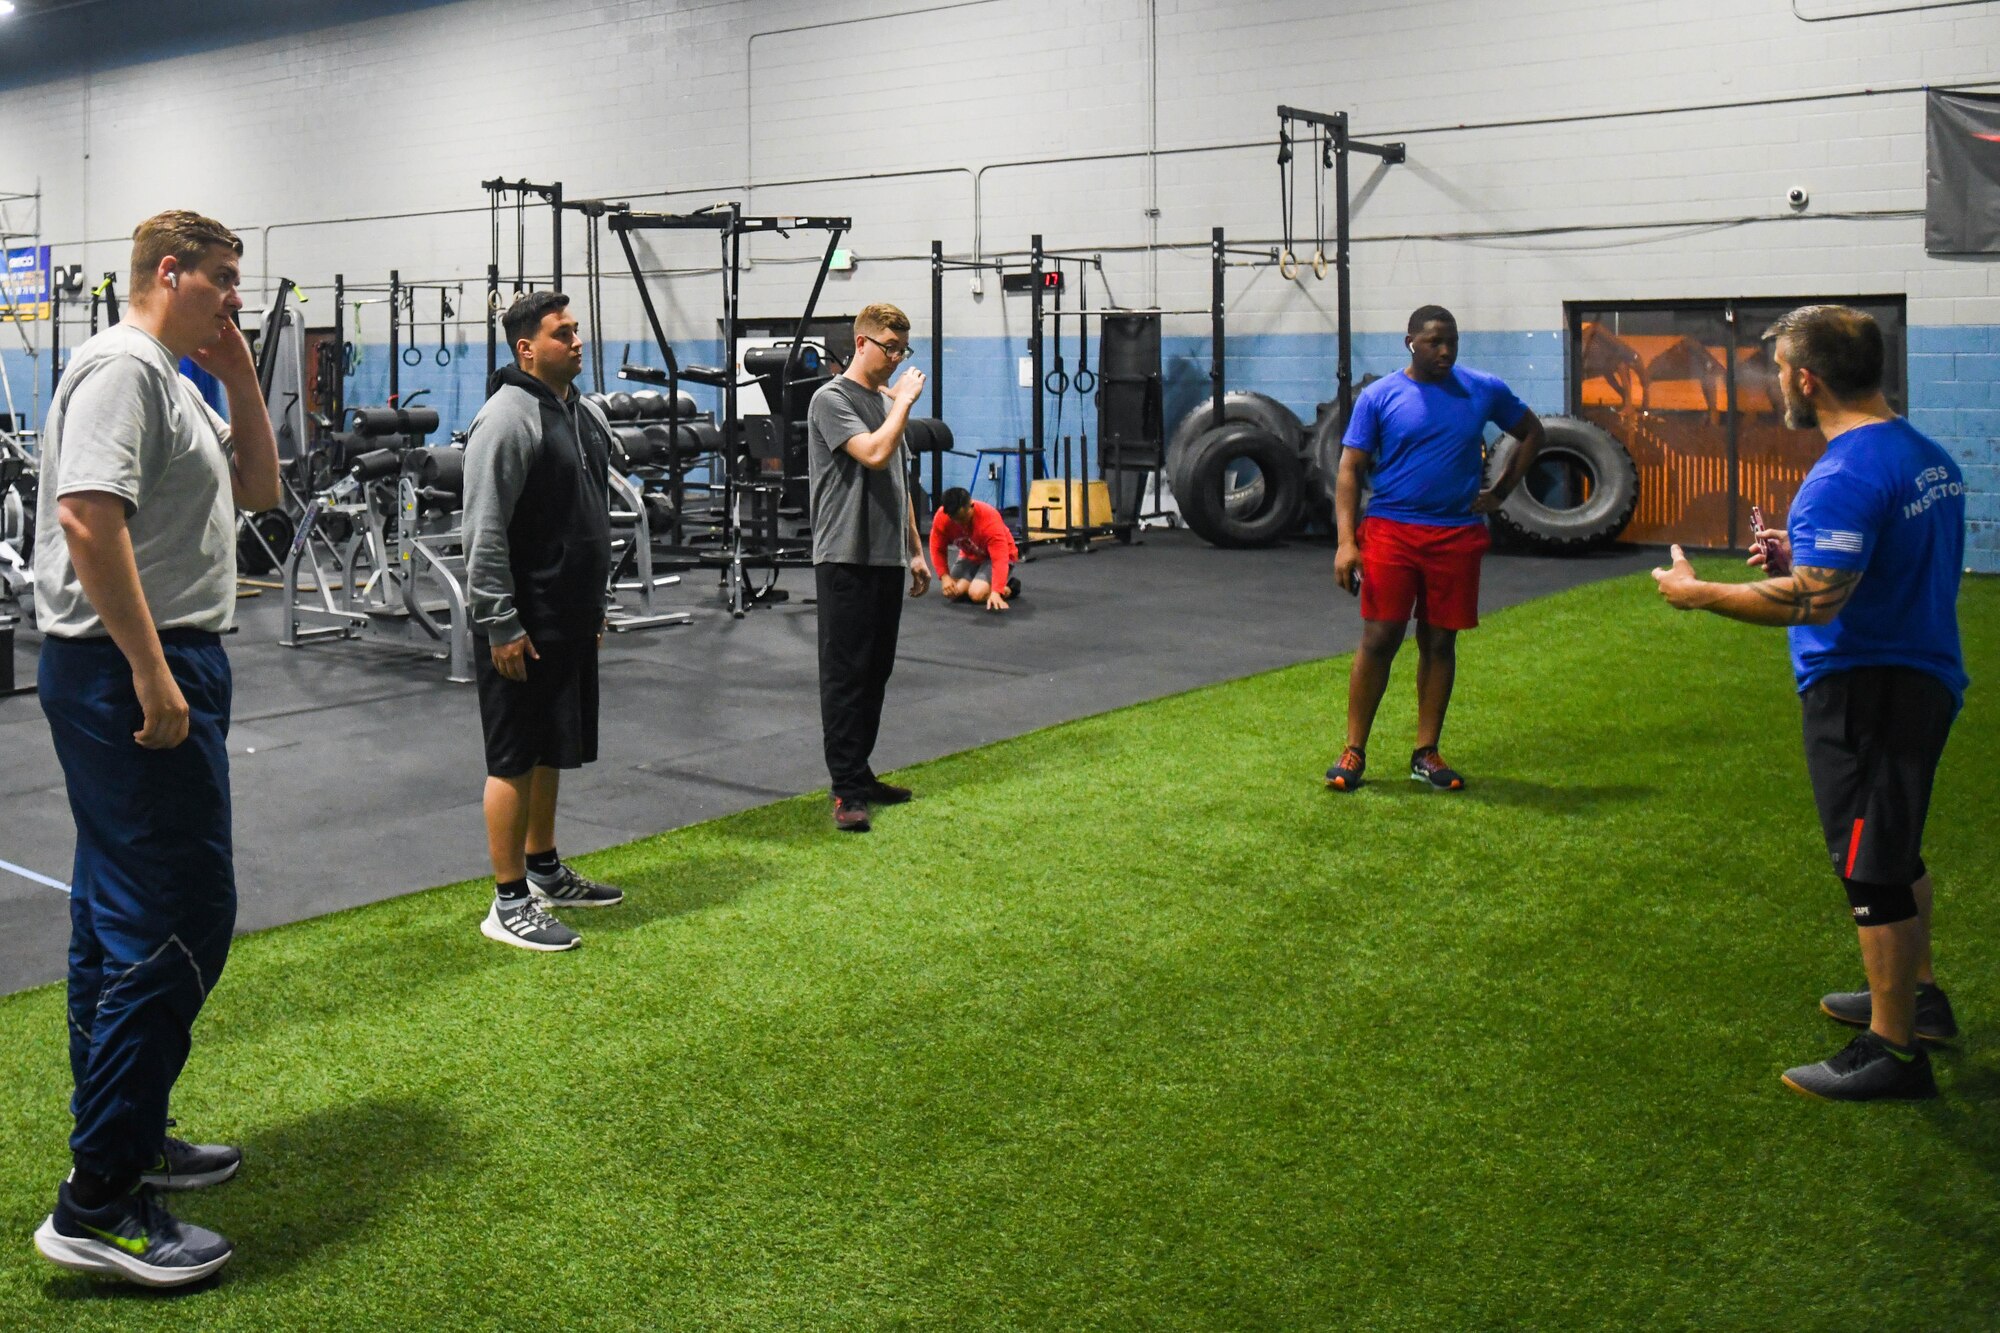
[585,206,605,390]
[402,287,423,366]
[1277,120,1297,279]
[515,190,528,299]
[1043,261,1068,441]
[1311,128,1331,279]
[1074,261,1096,397]
[436,288,454,367]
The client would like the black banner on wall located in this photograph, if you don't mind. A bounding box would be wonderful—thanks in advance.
[1926,90,2000,255]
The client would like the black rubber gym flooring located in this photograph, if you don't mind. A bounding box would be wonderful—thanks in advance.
[0,532,1655,995]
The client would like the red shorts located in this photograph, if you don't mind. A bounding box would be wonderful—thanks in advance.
[1358,516,1490,630]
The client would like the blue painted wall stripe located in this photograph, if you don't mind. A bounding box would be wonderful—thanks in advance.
[6,326,1995,570]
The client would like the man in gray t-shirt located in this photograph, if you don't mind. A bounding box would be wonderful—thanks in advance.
[35,323,240,637]
[807,302,932,832]
[29,211,279,1290]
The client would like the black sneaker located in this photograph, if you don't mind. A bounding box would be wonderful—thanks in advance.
[34,1180,234,1288]
[1410,746,1465,791]
[1005,577,1022,599]
[866,779,913,806]
[1781,1031,1938,1102]
[832,796,871,832]
[528,864,624,909]
[1325,745,1366,792]
[1820,982,1959,1043]
[481,896,581,951]
[141,1122,240,1191]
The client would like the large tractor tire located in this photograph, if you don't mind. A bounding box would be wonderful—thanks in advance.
[1176,421,1306,548]
[1487,414,1638,554]
[1167,390,1305,504]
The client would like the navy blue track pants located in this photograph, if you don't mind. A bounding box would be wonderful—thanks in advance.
[38,630,236,1180]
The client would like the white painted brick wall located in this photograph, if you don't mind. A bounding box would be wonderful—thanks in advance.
[0,0,1992,344]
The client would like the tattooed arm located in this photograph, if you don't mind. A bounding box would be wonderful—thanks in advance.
[1652,543,1861,627]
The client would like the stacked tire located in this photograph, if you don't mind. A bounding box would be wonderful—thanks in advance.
[1166,387,1638,555]
[1165,391,1308,548]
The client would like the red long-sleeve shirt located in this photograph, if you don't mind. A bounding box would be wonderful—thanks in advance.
[929,500,1017,591]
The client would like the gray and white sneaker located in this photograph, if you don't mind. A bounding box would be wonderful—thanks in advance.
[1782,1031,1938,1102]
[1821,982,1959,1043]
[141,1122,241,1191]
[35,1179,234,1288]
[481,896,580,951]
[528,864,624,909]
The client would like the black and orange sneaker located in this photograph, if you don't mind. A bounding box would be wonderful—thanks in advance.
[866,779,913,806]
[1410,747,1465,791]
[1325,746,1366,791]
[832,795,872,832]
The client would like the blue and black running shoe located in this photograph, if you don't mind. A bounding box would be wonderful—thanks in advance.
[35,1180,234,1287]
[1410,747,1465,791]
[1325,746,1366,792]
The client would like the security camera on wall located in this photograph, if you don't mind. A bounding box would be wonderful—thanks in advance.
[1786,186,1809,211]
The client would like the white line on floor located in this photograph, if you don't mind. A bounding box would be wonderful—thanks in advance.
[0,858,69,895]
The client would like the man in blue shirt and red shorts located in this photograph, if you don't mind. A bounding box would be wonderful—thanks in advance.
[1326,305,1545,792]
[1655,305,1967,1102]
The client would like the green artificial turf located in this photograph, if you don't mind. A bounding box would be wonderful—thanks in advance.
[2,565,1995,1329]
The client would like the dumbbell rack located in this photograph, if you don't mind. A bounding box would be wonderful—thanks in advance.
[607,203,850,619]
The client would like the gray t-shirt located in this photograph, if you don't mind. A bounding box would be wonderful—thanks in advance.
[807,376,908,567]
[33,323,238,638]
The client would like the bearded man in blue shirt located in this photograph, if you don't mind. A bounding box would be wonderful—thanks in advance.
[1654,305,1967,1103]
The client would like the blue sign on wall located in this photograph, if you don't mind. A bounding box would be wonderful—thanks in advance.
[2,245,51,321]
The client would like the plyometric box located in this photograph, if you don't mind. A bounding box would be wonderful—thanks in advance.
[1024,479,1113,540]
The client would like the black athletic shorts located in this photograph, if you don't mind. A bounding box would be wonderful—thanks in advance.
[473,634,600,778]
[1800,665,1957,886]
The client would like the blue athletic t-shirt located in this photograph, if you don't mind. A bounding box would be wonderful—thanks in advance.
[1786,417,1967,704]
[1341,367,1531,527]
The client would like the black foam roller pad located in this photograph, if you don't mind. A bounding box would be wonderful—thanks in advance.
[350,407,441,437]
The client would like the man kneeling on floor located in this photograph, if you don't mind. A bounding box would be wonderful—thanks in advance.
[931,487,1020,612]
[463,291,625,951]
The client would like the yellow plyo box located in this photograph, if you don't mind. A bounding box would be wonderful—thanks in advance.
[1024,479,1113,540]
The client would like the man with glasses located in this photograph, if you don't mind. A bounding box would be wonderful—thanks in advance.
[808,303,932,832]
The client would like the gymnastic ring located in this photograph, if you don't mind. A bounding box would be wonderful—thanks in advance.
[435,347,453,367]
[402,345,422,366]
[1044,368,1070,397]
[1072,367,1097,395]
[1311,250,1329,280]
[1279,249,1301,280]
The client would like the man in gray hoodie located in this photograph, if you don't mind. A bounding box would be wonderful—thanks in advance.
[462,291,624,951]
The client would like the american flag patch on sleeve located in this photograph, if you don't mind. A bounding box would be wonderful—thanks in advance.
[1814,529,1865,555]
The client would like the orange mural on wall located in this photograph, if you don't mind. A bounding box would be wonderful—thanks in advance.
[1571,301,1905,550]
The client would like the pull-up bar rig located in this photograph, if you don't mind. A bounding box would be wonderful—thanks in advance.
[929,229,1280,549]
[608,204,850,617]
[334,271,461,410]
[482,177,563,378]
[1276,105,1404,421]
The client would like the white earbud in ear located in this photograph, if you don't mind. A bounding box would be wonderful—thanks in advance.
[167,271,179,289]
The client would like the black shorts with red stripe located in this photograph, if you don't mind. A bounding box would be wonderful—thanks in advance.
[1800,665,1958,887]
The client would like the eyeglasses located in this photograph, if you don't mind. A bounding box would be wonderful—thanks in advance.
[859,334,912,361]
